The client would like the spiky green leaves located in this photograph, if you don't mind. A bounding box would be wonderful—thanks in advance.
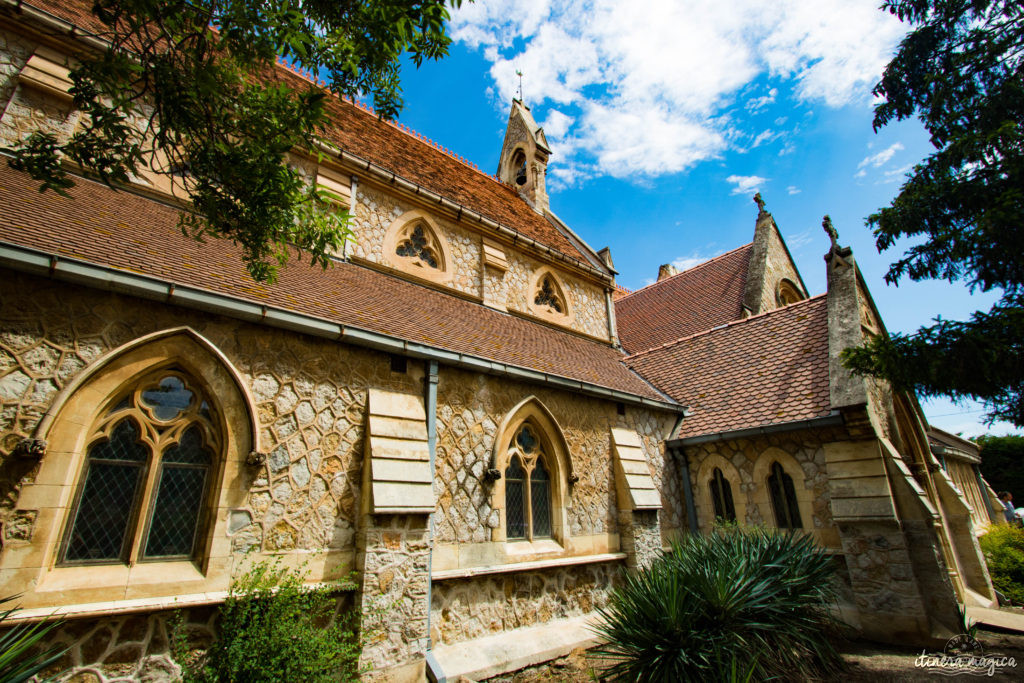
[592,528,843,682]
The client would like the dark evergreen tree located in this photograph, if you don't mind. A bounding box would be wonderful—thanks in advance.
[842,0,1024,426]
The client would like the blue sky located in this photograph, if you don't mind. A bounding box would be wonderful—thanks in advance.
[381,0,1013,438]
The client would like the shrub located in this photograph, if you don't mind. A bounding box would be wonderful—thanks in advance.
[979,524,1024,604]
[592,528,843,681]
[180,562,360,682]
[0,595,66,683]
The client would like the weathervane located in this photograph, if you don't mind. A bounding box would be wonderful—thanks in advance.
[515,69,524,103]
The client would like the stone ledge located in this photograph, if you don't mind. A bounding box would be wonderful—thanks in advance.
[430,614,600,681]
[431,552,626,581]
[7,580,355,623]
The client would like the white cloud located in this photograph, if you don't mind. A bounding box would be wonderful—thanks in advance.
[857,142,904,170]
[451,0,906,181]
[787,185,801,195]
[672,250,718,271]
[785,229,813,250]
[726,174,767,195]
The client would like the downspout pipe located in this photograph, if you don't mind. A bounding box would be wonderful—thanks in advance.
[423,360,446,683]
[672,446,699,534]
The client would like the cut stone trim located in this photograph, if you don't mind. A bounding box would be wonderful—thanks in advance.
[382,209,453,285]
[363,388,433,514]
[18,46,73,100]
[610,427,660,510]
[431,551,626,581]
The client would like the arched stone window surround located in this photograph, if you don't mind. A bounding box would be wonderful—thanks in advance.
[693,454,745,531]
[527,266,574,325]
[382,209,453,285]
[1,328,256,611]
[776,279,804,307]
[503,144,530,186]
[488,397,573,548]
[750,448,815,533]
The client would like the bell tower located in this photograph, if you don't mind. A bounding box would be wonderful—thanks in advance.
[497,99,551,214]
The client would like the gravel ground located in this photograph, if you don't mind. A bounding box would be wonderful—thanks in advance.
[480,627,1024,682]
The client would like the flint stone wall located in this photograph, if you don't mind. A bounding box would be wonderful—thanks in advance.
[0,270,422,565]
[432,367,678,545]
[429,560,622,646]
[686,427,843,546]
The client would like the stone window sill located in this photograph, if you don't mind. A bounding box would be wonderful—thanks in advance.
[431,552,627,581]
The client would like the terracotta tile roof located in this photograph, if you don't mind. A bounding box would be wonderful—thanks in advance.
[0,165,666,402]
[614,245,752,354]
[13,0,599,271]
[623,295,831,438]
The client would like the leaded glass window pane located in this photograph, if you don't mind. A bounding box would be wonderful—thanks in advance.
[768,462,802,530]
[709,468,736,522]
[505,457,526,540]
[395,225,439,268]
[64,420,146,561]
[145,466,208,557]
[531,459,552,537]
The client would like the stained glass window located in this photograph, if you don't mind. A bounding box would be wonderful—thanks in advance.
[61,371,219,565]
[395,225,440,269]
[767,462,803,530]
[504,423,554,542]
[708,467,736,522]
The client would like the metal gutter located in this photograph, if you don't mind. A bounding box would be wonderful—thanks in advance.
[0,241,681,412]
[669,411,844,447]
[423,360,444,683]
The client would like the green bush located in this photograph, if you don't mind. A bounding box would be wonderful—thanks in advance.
[593,528,843,681]
[180,562,360,683]
[980,524,1024,604]
[0,595,66,683]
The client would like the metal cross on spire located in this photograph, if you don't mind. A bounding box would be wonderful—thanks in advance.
[515,69,524,103]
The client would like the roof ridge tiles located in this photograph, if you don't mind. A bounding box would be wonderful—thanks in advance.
[623,293,827,361]
[615,242,754,302]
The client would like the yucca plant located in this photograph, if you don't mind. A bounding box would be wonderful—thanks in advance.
[0,595,66,683]
[593,527,843,681]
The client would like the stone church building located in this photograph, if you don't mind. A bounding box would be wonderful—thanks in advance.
[0,1,1000,680]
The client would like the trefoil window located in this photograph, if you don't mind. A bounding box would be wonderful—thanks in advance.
[395,224,440,269]
[533,276,565,314]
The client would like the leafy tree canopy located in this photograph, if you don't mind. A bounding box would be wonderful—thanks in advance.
[4,0,462,282]
[843,0,1024,426]
[978,434,1024,497]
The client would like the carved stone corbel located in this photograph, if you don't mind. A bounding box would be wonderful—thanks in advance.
[483,468,502,483]
[246,451,268,467]
[14,438,47,459]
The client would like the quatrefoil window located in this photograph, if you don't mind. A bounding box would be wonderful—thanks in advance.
[395,224,440,270]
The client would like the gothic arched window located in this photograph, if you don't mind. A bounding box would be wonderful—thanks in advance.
[708,467,736,522]
[61,370,219,564]
[777,279,803,307]
[504,424,552,541]
[766,461,802,530]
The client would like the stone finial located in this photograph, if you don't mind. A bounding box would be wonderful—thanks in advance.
[14,438,47,459]
[753,192,766,214]
[246,451,268,467]
[822,214,852,263]
[823,215,839,250]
